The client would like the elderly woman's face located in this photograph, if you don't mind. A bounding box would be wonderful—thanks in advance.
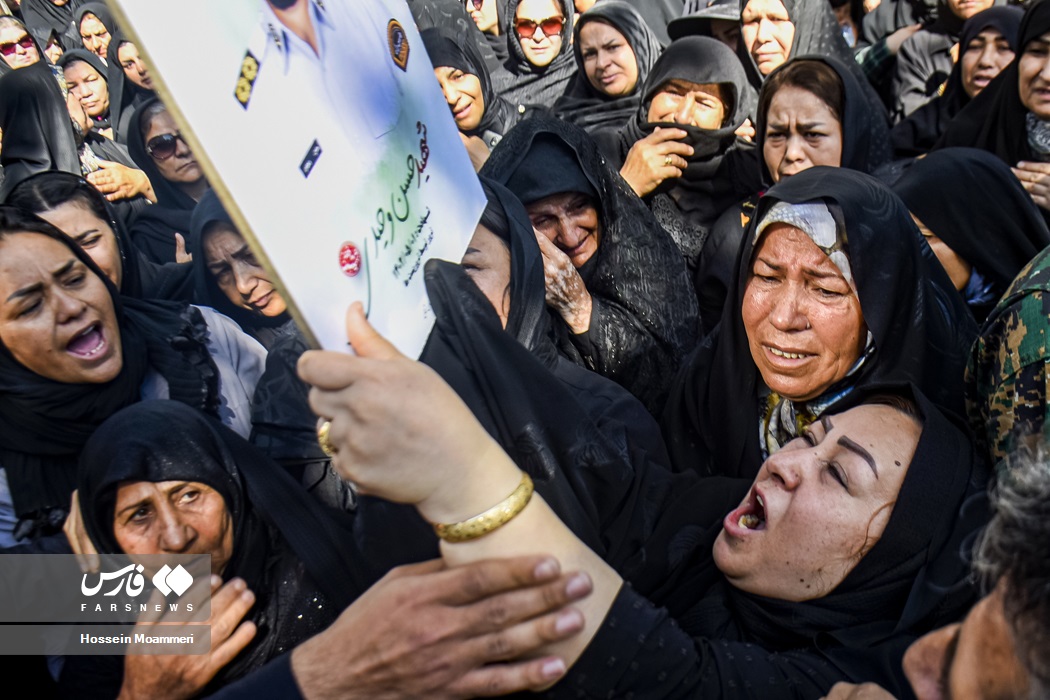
[713,403,919,601]
[113,480,234,576]
[1018,32,1050,120]
[79,12,111,59]
[741,0,796,76]
[0,24,40,69]
[960,28,1014,99]
[763,86,843,182]
[647,80,727,129]
[579,21,639,98]
[144,109,204,185]
[36,200,123,290]
[525,192,601,268]
[203,223,287,318]
[434,66,486,132]
[742,223,866,402]
[64,59,110,119]
[462,223,512,328]
[516,0,565,68]
[0,233,123,383]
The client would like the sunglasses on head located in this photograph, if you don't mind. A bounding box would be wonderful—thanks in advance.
[464,0,484,10]
[515,16,564,39]
[146,131,186,160]
[0,35,34,56]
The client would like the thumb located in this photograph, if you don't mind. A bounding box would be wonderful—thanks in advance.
[96,159,117,169]
[345,302,401,360]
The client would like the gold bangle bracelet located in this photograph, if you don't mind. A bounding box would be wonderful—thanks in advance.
[432,472,534,543]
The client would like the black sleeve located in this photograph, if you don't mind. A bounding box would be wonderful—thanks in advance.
[206,653,304,700]
[544,586,846,700]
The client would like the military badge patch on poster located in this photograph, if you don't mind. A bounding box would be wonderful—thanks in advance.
[234,50,259,109]
[387,19,409,71]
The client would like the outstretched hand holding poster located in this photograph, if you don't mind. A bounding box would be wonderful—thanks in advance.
[108,0,485,355]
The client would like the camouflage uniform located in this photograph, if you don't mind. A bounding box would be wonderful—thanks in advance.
[966,246,1050,469]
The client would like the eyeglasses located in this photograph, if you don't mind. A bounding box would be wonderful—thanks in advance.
[0,35,34,56]
[146,131,187,160]
[515,16,565,39]
[464,0,484,10]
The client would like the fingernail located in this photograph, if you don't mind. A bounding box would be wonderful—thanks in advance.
[565,572,592,599]
[210,574,222,588]
[541,658,566,679]
[231,577,246,591]
[241,589,255,602]
[555,609,583,634]
[534,558,559,580]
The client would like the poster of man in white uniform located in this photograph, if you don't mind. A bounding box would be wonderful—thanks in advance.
[107,0,485,356]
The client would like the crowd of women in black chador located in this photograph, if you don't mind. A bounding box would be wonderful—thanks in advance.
[4,0,1050,697]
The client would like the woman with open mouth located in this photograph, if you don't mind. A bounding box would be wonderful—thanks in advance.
[663,167,976,480]
[299,298,989,698]
[0,205,266,548]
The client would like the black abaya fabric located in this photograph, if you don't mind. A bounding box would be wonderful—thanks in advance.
[696,54,892,337]
[498,0,577,109]
[126,96,199,264]
[189,190,290,348]
[0,220,219,538]
[738,0,889,145]
[76,400,368,690]
[57,48,112,134]
[420,254,679,566]
[553,2,665,134]
[554,384,989,699]
[616,36,763,277]
[891,6,1023,158]
[4,170,193,301]
[481,116,700,415]
[420,26,533,147]
[661,167,977,480]
[937,0,1050,167]
[0,61,81,200]
[21,0,84,53]
[105,30,154,145]
[619,0,684,45]
[893,147,1050,321]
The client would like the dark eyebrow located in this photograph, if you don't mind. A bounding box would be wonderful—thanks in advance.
[462,246,481,257]
[938,626,961,699]
[796,122,829,131]
[753,257,842,280]
[6,259,76,303]
[231,243,255,260]
[838,435,878,479]
[73,228,100,241]
[819,415,833,433]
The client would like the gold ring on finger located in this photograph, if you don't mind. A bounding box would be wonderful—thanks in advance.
[317,419,338,457]
[664,155,673,166]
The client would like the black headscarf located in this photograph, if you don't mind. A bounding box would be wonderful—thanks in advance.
[126,97,200,264]
[893,147,1050,322]
[553,2,665,134]
[623,384,989,697]
[757,55,892,185]
[74,1,116,49]
[57,48,111,133]
[937,0,1050,168]
[892,6,1023,158]
[420,26,526,146]
[618,35,763,262]
[0,61,80,200]
[482,117,700,415]
[4,170,193,301]
[77,400,366,686]
[104,30,153,145]
[189,190,290,349]
[618,0,684,45]
[738,0,887,136]
[499,0,577,109]
[662,167,977,480]
[0,211,219,539]
[21,0,85,54]
[406,0,506,75]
